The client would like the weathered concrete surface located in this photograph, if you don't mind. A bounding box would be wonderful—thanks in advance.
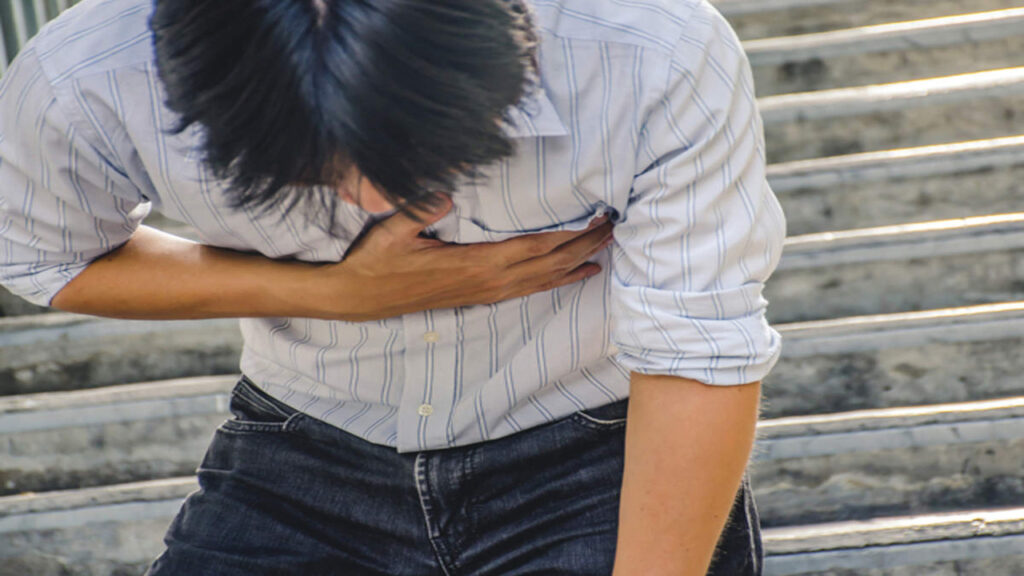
[766,541,1024,575]
[790,556,1024,576]
[1,413,224,496]
[763,506,1024,574]
[750,397,1024,525]
[752,439,1024,526]
[0,376,234,495]
[767,248,1024,322]
[748,10,1024,95]
[0,314,242,396]
[0,479,192,576]
[755,36,1024,97]
[717,0,1024,40]
[763,81,1024,163]
[764,337,1024,417]
[775,158,1024,235]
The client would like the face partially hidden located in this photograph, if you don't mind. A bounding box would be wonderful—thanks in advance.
[337,170,396,214]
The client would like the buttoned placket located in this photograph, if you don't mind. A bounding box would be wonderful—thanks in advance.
[397,309,460,452]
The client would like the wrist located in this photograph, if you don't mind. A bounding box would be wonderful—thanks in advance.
[257,259,334,320]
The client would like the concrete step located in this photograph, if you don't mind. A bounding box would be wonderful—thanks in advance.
[0,478,191,576]
[752,396,1024,527]
[715,0,1024,40]
[767,214,1024,322]
[5,371,1021,531]
[747,8,1024,96]
[764,506,1024,575]
[771,136,1024,235]
[3,306,1022,495]
[766,302,1024,417]
[0,313,242,396]
[3,476,1023,575]
[760,67,1024,163]
[0,375,233,496]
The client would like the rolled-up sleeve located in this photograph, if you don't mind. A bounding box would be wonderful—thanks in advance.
[610,9,787,386]
[0,45,149,307]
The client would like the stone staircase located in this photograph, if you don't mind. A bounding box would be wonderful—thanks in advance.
[1,0,1023,574]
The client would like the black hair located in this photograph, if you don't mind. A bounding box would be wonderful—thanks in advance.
[150,0,539,227]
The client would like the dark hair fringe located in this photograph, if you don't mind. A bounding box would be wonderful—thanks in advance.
[150,0,540,232]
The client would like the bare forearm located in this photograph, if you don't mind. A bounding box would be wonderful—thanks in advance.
[48,211,614,322]
[50,225,320,320]
[613,374,762,576]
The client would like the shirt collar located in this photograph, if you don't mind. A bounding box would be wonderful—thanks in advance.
[502,86,569,139]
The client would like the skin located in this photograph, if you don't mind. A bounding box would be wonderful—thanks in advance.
[337,170,396,214]
[332,177,765,575]
[52,177,757,574]
[50,185,614,321]
[613,375,761,575]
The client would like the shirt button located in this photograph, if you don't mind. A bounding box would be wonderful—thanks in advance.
[422,331,441,343]
[417,404,434,416]
[608,344,621,355]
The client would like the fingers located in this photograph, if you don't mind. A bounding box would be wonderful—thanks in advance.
[490,215,611,265]
[509,221,614,280]
[380,194,453,238]
[535,263,603,292]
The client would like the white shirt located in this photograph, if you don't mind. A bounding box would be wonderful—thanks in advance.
[0,0,786,452]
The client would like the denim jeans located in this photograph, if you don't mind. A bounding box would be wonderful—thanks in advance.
[146,376,763,575]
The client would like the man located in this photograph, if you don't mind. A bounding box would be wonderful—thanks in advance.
[0,0,786,574]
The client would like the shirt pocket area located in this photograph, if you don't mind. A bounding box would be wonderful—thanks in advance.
[452,202,619,244]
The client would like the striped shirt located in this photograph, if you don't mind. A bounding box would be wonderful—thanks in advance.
[0,0,786,453]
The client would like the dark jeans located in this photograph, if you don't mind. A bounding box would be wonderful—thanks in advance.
[146,376,763,575]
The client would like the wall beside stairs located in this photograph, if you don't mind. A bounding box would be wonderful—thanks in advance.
[1,0,1023,575]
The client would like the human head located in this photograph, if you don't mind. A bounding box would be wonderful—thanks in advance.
[150,0,539,223]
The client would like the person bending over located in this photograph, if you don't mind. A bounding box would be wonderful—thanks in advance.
[0,0,786,574]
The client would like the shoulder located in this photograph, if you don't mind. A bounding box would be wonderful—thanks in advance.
[31,0,154,87]
[530,0,721,55]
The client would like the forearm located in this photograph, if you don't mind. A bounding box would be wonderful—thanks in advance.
[612,373,762,576]
[50,225,322,320]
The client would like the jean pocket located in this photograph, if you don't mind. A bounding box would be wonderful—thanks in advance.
[218,377,305,434]
[568,397,629,432]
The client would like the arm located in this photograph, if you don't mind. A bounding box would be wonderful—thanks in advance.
[0,46,613,322]
[613,375,761,575]
[50,209,613,321]
[608,5,787,573]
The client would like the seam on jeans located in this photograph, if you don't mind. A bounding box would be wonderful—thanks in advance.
[217,412,306,434]
[414,453,457,576]
[236,377,295,418]
[575,412,627,426]
[743,475,763,575]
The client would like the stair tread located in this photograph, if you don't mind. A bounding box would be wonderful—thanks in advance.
[4,372,1022,458]
[746,7,1024,66]
[765,506,1024,553]
[778,301,1024,357]
[768,135,1024,193]
[761,395,1024,438]
[760,66,1024,123]
[715,0,848,17]
[779,213,1024,269]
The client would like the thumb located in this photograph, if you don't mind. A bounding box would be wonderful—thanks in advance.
[380,194,453,238]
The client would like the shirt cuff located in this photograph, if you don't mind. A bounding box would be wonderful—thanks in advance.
[611,282,783,385]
